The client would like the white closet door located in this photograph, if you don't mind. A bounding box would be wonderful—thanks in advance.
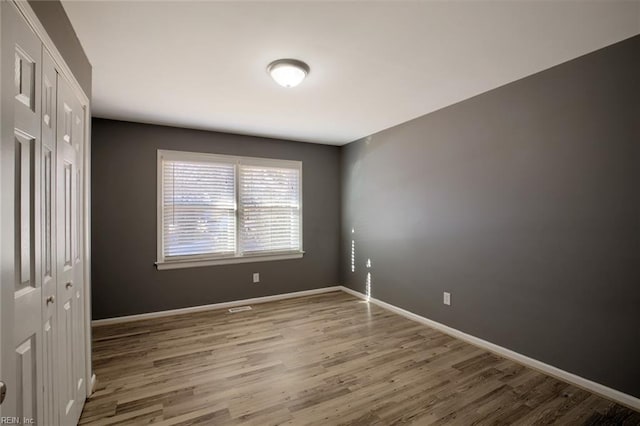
[0,2,44,423]
[56,73,86,426]
[41,49,59,426]
[71,78,87,414]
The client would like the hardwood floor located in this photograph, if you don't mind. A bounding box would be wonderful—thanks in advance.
[80,291,639,425]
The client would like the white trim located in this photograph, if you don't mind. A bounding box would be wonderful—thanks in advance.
[156,251,304,270]
[92,286,341,327]
[0,2,4,391]
[156,149,163,265]
[338,286,640,412]
[156,149,303,268]
[83,107,92,397]
[157,149,302,169]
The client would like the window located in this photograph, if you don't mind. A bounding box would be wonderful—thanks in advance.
[157,150,302,269]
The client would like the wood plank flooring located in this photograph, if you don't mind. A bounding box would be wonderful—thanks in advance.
[80,291,639,425]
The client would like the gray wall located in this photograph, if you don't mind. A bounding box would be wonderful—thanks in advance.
[28,0,91,97]
[91,119,340,319]
[341,35,640,397]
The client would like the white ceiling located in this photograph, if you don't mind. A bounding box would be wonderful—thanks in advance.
[62,1,640,145]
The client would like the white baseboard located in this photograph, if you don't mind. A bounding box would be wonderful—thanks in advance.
[338,286,640,412]
[91,286,342,327]
[89,284,639,411]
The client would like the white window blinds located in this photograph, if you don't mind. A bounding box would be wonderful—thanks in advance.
[162,160,236,258]
[239,165,301,254]
[158,151,302,266]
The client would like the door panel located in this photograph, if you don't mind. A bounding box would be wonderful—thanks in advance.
[43,147,53,279]
[56,74,85,426]
[15,131,34,291]
[15,337,36,421]
[14,46,36,111]
[42,319,56,425]
[41,50,58,426]
[63,162,72,266]
[72,106,86,400]
[0,3,43,424]
[62,300,74,417]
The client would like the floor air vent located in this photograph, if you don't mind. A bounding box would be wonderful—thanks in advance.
[228,306,252,313]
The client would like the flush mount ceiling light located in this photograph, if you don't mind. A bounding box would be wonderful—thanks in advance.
[267,59,310,88]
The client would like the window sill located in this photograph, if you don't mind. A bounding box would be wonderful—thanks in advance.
[156,252,304,270]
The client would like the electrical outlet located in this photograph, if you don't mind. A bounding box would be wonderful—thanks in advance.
[253,273,260,283]
[443,292,451,306]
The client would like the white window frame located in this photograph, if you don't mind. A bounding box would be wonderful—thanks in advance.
[156,149,303,270]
